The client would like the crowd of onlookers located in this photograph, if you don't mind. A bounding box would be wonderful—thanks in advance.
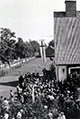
[0,65,80,119]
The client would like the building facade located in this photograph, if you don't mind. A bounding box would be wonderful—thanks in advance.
[54,0,80,81]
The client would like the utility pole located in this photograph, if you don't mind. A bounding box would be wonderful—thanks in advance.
[40,39,46,63]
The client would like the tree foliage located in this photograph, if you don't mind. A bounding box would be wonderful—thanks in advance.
[49,40,54,47]
[0,28,40,65]
[0,28,16,64]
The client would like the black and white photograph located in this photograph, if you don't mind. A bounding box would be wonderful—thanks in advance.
[0,0,80,119]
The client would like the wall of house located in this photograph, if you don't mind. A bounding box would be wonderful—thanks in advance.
[57,66,67,82]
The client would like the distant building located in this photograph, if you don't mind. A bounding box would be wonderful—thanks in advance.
[46,45,54,57]
[54,0,80,81]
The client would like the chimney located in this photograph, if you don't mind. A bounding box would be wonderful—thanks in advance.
[65,0,76,17]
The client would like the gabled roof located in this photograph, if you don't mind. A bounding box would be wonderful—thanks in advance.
[54,11,80,65]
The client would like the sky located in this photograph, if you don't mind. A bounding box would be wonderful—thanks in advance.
[0,0,80,45]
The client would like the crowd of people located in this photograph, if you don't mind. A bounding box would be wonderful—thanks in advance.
[0,64,80,119]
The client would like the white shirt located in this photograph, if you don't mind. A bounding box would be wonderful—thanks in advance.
[16,111,22,119]
[58,115,66,119]
[3,113,9,119]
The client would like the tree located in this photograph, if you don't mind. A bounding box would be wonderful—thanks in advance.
[25,41,34,57]
[49,40,54,48]
[0,28,40,66]
[15,37,26,59]
[0,28,16,66]
[29,40,40,56]
[15,39,40,58]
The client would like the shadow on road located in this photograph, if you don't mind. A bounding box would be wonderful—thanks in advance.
[0,81,18,87]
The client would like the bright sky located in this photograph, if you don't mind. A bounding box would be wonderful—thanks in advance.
[0,0,80,45]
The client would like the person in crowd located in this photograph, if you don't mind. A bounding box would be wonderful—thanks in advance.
[47,109,53,119]
[10,90,14,103]
[2,98,9,112]
[0,96,4,104]
[12,115,15,119]
[16,84,22,101]
[16,109,23,119]
[18,75,24,88]
[0,96,4,113]
[57,112,66,119]
[3,111,9,119]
